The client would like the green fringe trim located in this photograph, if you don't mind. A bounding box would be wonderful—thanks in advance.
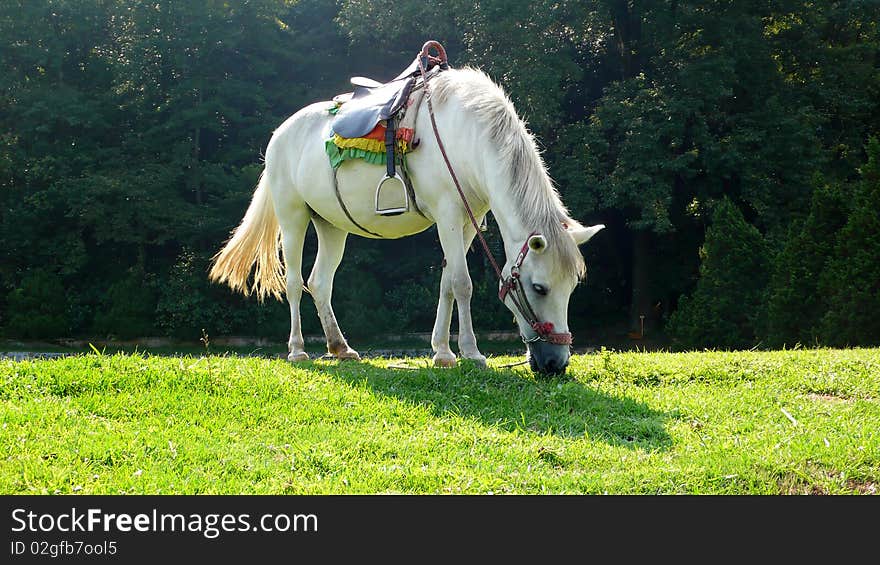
[325,140,384,168]
[325,139,410,171]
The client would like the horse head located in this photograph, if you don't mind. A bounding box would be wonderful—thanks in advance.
[501,222,605,376]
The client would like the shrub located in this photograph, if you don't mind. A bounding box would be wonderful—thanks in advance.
[156,250,227,340]
[91,271,158,339]
[4,269,70,338]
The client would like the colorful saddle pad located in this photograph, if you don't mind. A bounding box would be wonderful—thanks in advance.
[325,78,427,170]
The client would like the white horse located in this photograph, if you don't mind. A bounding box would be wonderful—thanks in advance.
[209,63,603,375]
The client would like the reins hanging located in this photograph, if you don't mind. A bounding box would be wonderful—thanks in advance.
[417,41,503,280]
[417,41,572,346]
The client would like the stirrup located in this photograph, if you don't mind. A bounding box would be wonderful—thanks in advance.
[375,173,409,216]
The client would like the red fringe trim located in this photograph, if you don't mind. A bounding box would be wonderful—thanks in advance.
[360,124,416,142]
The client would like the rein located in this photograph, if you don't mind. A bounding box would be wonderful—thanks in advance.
[417,41,572,347]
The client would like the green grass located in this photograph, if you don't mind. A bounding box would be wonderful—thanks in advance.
[1,348,878,494]
[0,337,525,358]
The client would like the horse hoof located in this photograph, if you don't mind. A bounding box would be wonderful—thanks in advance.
[288,352,310,362]
[336,349,361,361]
[463,354,487,369]
[433,353,457,368]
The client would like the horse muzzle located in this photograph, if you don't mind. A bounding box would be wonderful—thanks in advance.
[527,340,570,376]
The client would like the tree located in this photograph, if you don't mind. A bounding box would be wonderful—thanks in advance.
[667,198,768,350]
[0,0,123,331]
[817,137,880,347]
[1,0,878,345]
[560,1,822,334]
[764,177,850,347]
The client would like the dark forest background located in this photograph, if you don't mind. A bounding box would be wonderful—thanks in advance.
[2,0,879,350]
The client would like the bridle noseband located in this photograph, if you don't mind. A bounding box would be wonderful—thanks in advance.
[418,40,573,348]
[497,233,573,346]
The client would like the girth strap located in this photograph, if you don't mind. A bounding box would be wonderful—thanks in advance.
[332,168,384,238]
[331,166,428,238]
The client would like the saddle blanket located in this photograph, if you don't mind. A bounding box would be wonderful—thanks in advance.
[324,83,425,170]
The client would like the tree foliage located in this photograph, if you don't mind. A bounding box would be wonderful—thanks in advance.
[667,198,769,350]
[818,137,880,347]
[1,0,879,348]
[764,177,850,347]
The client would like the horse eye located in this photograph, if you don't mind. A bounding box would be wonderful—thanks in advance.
[532,283,548,296]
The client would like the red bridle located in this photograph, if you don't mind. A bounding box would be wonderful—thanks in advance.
[418,41,573,347]
[498,234,574,346]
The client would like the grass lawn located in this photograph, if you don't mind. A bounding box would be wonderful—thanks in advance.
[1,347,878,494]
[0,336,526,358]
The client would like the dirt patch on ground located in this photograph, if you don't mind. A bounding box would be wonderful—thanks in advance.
[778,462,876,495]
[847,480,877,495]
[805,392,853,403]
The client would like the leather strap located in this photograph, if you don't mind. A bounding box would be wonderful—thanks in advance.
[417,41,572,346]
[385,117,396,178]
[402,165,428,220]
[332,168,384,238]
[400,40,572,346]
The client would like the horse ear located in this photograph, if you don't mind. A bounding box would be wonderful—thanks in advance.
[527,234,548,253]
[567,223,605,246]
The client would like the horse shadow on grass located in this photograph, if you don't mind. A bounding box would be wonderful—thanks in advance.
[308,358,673,450]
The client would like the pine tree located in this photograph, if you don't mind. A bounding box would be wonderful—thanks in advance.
[817,137,880,346]
[667,198,769,350]
[764,177,850,347]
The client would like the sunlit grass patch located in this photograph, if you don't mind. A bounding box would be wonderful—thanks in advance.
[1,348,878,494]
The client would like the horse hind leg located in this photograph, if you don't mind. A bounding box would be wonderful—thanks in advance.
[277,202,311,362]
[308,216,360,361]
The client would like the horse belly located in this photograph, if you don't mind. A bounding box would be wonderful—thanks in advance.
[305,160,435,239]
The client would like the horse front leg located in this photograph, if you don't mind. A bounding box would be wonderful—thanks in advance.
[455,217,486,366]
[431,262,456,367]
[431,216,487,368]
[308,217,360,360]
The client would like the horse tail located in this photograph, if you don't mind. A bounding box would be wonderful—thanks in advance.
[208,170,286,301]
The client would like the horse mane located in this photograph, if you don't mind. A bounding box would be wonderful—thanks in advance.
[430,66,586,280]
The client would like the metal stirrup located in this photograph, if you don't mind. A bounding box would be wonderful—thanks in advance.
[375,117,409,216]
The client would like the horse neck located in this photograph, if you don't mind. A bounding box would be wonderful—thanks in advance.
[443,95,548,266]
[480,160,533,268]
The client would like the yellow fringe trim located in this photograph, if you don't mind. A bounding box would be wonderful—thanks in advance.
[330,134,411,154]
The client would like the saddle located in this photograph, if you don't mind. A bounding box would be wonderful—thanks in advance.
[330,45,448,216]
[331,55,426,139]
